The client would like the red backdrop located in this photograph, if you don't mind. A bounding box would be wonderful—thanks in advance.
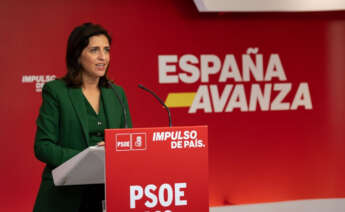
[0,0,344,211]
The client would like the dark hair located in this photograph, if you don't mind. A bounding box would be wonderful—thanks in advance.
[64,22,112,87]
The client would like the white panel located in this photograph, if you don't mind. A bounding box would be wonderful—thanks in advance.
[194,0,345,12]
[210,198,345,212]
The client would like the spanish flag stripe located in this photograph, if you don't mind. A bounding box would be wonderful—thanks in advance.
[165,92,196,108]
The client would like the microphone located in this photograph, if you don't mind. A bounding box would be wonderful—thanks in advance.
[108,82,128,128]
[138,84,172,127]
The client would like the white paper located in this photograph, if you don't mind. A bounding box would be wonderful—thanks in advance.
[52,146,105,186]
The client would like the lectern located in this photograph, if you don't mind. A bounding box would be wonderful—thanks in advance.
[53,125,208,212]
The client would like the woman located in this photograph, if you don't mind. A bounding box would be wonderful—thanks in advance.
[33,23,132,212]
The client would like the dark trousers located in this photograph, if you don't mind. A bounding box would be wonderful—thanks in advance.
[78,184,104,212]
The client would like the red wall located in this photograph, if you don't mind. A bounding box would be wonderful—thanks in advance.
[0,0,344,211]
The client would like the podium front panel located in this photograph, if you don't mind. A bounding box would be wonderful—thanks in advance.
[105,125,208,212]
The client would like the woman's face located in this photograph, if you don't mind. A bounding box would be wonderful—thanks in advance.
[79,34,110,80]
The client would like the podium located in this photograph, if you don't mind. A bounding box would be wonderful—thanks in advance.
[53,125,208,212]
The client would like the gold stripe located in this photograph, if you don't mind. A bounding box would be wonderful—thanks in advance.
[165,92,196,108]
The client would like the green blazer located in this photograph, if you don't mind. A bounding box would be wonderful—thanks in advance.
[33,79,132,212]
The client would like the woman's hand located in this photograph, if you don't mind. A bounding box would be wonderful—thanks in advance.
[97,141,105,146]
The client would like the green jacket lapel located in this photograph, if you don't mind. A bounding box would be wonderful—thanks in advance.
[68,87,90,145]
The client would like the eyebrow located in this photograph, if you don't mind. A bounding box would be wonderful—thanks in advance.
[89,45,110,48]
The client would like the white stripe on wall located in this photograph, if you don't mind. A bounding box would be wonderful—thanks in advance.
[194,0,345,12]
[210,198,345,212]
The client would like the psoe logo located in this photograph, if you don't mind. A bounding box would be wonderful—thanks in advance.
[115,133,147,151]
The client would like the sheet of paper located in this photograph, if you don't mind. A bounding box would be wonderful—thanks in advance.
[52,146,105,186]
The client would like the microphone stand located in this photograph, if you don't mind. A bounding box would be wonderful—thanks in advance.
[138,84,172,127]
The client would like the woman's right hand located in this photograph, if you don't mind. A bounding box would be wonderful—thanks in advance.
[97,141,105,146]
